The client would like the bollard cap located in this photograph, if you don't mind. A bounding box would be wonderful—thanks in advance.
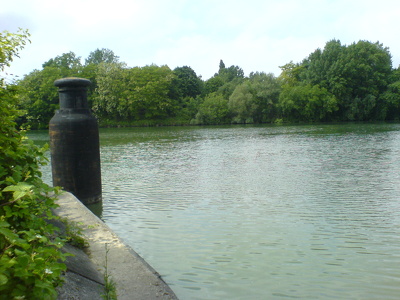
[54,77,91,88]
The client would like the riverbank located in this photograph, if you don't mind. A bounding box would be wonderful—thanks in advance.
[54,192,178,300]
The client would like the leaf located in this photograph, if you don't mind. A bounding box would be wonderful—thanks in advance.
[0,227,18,242]
[0,274,8,286]
[3,182,33,200]
[0,221,10,227]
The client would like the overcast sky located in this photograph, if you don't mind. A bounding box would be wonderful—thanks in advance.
[2,0,400,80]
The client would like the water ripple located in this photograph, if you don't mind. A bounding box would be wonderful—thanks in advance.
[96,124,400,299]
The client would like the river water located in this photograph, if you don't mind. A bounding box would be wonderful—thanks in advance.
[30,123,400,299]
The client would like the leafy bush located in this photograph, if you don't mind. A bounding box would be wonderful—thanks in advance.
[1,29,67,300]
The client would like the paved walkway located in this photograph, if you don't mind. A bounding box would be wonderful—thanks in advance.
[54,192,178,300]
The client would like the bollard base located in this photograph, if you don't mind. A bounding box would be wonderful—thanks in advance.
[79,194,102,206]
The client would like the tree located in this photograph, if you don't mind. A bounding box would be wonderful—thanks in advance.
[171,66,202,99]
[0,29,30,75]
[18,67,64,128]
[229,72,281,123]
[92,62,129,120]
[94,64,176,121]
[42,52,82,75]
[85,48,119,65]
[203,61,245,103]
[203,75,224,96]
[279,83,338,122]
[17,52,85,128]
[81,49,121,108]
[248,72,281,122]
[340,41,392,120]
[381,67,400,120]
[219,64,244,82]
[194,92,230,124]
[169,66,203,121]
[127,64,176,120]
[278,61,306,87]
[218,59,226,73]
[298,40,393,120]
[228,82,255,123]
[301,39,345,90]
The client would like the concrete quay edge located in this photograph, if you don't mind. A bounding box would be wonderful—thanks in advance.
[54,191,178,300]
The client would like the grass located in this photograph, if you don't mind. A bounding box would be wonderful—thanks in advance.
[59,217,88,250]
[101,243,118,300]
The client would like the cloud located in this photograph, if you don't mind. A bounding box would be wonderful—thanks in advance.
[3,0,400,79]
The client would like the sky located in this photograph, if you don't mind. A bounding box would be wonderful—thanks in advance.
[2,0,400,80]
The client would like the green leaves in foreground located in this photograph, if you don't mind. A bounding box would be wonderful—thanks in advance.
[0,168,68,299]
[0,220,67,299]
[1,29,69,299]
[0,137,67,299]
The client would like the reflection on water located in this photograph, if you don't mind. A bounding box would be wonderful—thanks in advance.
[31,124,400,299]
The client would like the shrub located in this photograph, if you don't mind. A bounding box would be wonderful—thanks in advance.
[0,29,67,300]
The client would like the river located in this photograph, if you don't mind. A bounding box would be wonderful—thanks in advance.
[30,123,400,299]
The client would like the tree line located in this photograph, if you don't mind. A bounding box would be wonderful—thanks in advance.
[15,39,400,128]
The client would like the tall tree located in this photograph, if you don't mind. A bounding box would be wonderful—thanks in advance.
[171,66,203,99]
[286,39,393,121]
[170,66,203,121]
[42,51,82,73]
[92,62,129,120]
[17,52,83,128]
[18,67,63,128]
[340,41,392,120]
[85,48,119,65]
[204,61,245,99]
[127,64,176,120]
[94,64,176,121]
[229,72,281,123]
[382,67,400,120]
[218,59,226,74]
[195,92,230,125]
[82,49,121,108]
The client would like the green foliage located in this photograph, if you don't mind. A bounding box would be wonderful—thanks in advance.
[218,64,244,83]
[229,72,281,123]
[203,60,244,98]
[60,218,88,250]
[203,75,224,96]
[0,29,30,73]
[94,63,176,121]
[382,67,400,119]
[228,82,255,123]
[42,52,82,73]
[279,39,395,122]
[194,92,230,125]
[128,65,176,120]
[13,38,400,126]
[17,51,87,128]
[279,83,338,122]
[171,66,202,100]
[85,48,119,66]
[1,29,67,299]
[299,40,393,121]
[93,62,129,120]
[17,68,63,128]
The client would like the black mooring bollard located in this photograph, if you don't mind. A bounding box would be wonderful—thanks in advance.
[49,77,102,205]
